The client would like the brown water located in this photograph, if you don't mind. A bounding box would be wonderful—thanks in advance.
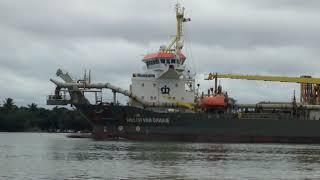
[0,133,320,179]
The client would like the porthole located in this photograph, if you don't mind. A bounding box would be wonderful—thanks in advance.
[136,126,141,132]
[118,126,124,132]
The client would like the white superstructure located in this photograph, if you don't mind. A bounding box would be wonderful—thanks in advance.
[130,4,195,107]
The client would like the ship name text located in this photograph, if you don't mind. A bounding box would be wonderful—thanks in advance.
[126,117,170,124]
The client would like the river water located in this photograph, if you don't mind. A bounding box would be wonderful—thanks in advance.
[0,133,320,179]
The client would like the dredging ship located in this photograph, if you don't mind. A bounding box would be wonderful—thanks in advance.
[47,4,320,143]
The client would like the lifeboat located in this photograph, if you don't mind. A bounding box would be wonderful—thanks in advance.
[201,95,227,109]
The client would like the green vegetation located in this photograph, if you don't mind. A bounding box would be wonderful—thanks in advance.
[0,98,91,132]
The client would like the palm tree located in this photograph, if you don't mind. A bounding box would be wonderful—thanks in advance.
[3,98,15,112]
[28,103,38,112]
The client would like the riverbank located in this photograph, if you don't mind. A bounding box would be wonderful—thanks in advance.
[0,100,91,132]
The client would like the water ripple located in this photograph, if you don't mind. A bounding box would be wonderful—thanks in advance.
[0,133,320,179]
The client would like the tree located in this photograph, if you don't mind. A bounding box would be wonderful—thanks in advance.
[0,101,91,132]
[3,98,15,112]
[28,103,38,112]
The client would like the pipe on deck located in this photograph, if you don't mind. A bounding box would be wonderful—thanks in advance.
[50,79,193,109]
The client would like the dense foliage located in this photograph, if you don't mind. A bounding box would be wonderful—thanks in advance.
[0,98,91,132]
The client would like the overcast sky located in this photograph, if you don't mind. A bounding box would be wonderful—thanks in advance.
[1,0,320,107]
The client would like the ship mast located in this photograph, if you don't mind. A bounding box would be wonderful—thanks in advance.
[166,3,190,55]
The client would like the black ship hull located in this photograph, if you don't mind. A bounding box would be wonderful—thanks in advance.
[78,104,320,143]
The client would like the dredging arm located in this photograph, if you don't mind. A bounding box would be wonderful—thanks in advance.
[49,78,146,105]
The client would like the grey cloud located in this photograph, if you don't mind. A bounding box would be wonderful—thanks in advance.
[192,45,320,76]
[233,0,320,11]
[0,0,173,42]
[2,0,320,48]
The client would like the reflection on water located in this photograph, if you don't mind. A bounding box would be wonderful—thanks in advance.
[0,133,320,179]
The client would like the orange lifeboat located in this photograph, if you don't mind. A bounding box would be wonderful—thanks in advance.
[201,95,227,109]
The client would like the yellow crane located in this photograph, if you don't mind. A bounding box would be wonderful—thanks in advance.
[206,73,320,84]
[206,73,320,105]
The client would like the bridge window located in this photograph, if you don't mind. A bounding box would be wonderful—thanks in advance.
[161,59,165,63]
[171,59,176,63]
[150,59,159,65]
[166,59,170,64]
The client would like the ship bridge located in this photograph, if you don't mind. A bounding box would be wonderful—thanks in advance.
[143,51,186,72]
[140,3,190,76]
[129,3,195,106]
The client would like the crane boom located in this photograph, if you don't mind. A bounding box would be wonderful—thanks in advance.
[206,73,320,105]
[206,73,320,84]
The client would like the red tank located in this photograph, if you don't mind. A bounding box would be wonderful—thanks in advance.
[201,95,226,108]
